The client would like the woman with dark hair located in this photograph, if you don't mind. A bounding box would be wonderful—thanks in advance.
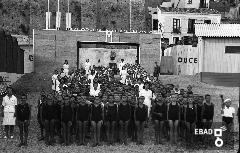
[63,60,69,77]
[2,87,17,139]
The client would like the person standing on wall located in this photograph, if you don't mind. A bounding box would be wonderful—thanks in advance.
[153,62,160,80]
[2,87,17,139]
[63,60,70,77]
[118,59,125,74]
[85,59,91,76]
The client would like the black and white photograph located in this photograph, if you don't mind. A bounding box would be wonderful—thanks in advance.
[0,0,239,152]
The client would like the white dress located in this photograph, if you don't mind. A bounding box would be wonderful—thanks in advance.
[52,74,59,91]
[2,95,17,125]
[119,62,125,71]
[120,69,128,84]
[85,62,91,75]
[139,89,155,117]
[63,64,69,76]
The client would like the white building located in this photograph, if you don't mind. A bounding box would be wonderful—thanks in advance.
[149,7,221,44]
[161,0,210,9]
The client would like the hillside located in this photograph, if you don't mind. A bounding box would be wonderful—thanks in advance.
[0,0,167,35]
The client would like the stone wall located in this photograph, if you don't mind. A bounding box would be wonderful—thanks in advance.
[33,30,161,75]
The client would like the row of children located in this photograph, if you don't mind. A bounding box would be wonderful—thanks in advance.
[36,86,220,147]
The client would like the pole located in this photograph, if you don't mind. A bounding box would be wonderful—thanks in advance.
[48,0,50,12]
[129,0,131,31]
[68,0,69,13]
[58,0,60,12]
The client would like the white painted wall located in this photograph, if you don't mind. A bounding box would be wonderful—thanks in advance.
[152,12,221,44]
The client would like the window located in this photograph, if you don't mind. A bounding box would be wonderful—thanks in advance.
[187,0,192,4]
[188,19,195,34]
[173,37,179,45]
[204,20,211,24]
[225,46,240,53]
[152,19,158,31]
[173,18,181,33]
[200,0,207,8]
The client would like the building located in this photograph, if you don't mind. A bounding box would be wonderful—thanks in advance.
[195,24,240,86]
[161,0,210,9]
[149,7,221,44]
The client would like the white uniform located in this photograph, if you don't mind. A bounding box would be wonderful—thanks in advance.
[120,69,128,84]
[139,89,155,117]
[2,95,17,125]
[52,74,59,91]
[89,88,100,97]
[85,62,91,75]
[63,64,69,76]
[119,62,125,71]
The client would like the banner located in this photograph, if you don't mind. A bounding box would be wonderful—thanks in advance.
[46,12,51,29]
[56,12,61,29]
[66,13,71,30]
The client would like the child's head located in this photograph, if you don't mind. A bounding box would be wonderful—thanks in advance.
[64,96,70,105]
[144,82,150,90]
[102,94,108,102]
[20,93,27,104]
[94,96,101,104]
[205,94,211,103]
[187,85,192,91]
[108,95,114,103]
[198,96,204,105]
[224,99,231,107]
[171,94,178,103]
[114,94,121,102]
[188,97,194,105]
[139,96,145,104]
[122,94,128,102]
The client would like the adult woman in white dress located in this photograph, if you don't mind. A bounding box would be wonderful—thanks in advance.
[52,70,59,94]
[63,60,69,77]
[2,87,17,139]
[85,59,91,75]
[120,66,128,84]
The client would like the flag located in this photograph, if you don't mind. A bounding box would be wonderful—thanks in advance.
[157,6,164,35]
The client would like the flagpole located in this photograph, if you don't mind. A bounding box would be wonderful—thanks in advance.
[48,0,50,12]
[58,0,60,12]
[130,0,132,31]
[68,0,69,13]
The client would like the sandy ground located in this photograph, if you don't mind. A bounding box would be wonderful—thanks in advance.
[0,74,238,153]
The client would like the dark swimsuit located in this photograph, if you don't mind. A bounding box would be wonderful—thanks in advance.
[62,105,73,123]
[91,104,103,122]
[202,103,214,121]
[105,104,117,122]
[168,103,180,121]
[135,104,148,122]
[186,105,196,124]
[152,103,167,121]
[77,104,90,122]
[119,103,131,122]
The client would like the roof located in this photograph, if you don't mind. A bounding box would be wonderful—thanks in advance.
[195,24,240,37]
[159,7,220,14]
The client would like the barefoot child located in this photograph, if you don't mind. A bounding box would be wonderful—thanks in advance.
[16,94,31,147]
[135,96,148,145]
[118,94,131,145]
[76,95,90,145]
[105,95,117,145]
[167,94,180,144]
[185,96,197,143]
[90,96,104,147]
[37,92,46,141]
[61,96,73,146]
[152,93,167,144]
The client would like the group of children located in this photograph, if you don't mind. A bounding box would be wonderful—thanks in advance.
[38,60,229,147]
[1,60,238,149]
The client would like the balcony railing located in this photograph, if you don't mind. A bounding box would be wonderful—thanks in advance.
[172,27,181,34]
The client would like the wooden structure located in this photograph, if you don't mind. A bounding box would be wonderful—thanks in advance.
[195,24,240,86]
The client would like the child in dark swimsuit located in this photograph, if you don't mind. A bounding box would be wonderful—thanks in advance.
[61,96,73,146]
[185,96,197,143]
[37,92,46,141]
[135,96,148,145]
[167,94,180,144]
[43,94,55,145]
[90,96,103,147]
[152,93,167,144]
[202,94,214,129]
[118,94,131,145]
[76,95,90,145]
[105,95,117,145]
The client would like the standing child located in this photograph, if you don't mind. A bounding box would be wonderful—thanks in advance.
[202,94,214,130]
[90,96,104,147]
[61,96,73,146]
[221,98,235,143]
[185,97,197,143]
[118,94,131,145]
[43,95,55,145]
[37,92,46,141]
[167,94,180,144]
[152,93,167,145]
[76,95,90,145]
[105,95,117,145]
[16,94,31,147]
[135,96,148,145]
[63,60,69,77]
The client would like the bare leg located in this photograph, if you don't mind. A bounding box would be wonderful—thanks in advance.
[169,120,174,144]
[173,120,179,144]
[154,120,159,145]
[91,121,97,147]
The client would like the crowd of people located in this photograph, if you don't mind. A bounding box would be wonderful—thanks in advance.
[0,59,239,148]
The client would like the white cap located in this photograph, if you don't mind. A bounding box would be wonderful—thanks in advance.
[224,98,231,103]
